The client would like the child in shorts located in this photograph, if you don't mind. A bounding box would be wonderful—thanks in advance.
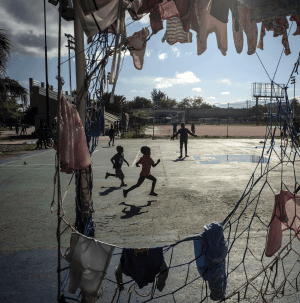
[105,146,129,187]
[123,146,160,198]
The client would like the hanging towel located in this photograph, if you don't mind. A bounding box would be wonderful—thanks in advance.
[265,190,300,257]
[290,15,300,35]
[119,247,165,289]
[55,95,91,174]
[159,0,180,20]
[64,233,115,298]
[194,222,228,301]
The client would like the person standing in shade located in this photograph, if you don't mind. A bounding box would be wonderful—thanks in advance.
[191,123,195,135]
[171,122,197,158]
[172,121,178,139]
[108,125,116,146]
[38,124,48,149]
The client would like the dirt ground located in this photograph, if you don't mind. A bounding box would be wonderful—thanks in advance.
[147,124,281,138]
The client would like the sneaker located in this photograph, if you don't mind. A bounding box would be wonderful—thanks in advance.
[105,172,109,179]
[178,155,182,159]
[123,189,128,198]
[185,155,189,157]
[149,192,158,196]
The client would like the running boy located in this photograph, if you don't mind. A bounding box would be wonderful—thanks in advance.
[105,146,129,187]
[123,146,160,198]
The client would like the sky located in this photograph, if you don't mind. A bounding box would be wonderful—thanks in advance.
[2,0,300,109]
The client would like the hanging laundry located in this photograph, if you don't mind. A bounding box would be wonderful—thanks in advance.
[64,233,115,299]
[237,0,300,23]
[265,190,300,257]
[116,247,168,289]
[78,0,126,38]
[127,27,150,70]
[159,0,180,20]
[162,16,193,45]
[257,17,291,56]
[173,0,197,32]
[193,222,228,301]
[231,5,258,55]
[290,15,300,35]
[150,7,164,34]
[209,0,230,24]
[55,95,91,174]
[193,0,228,56]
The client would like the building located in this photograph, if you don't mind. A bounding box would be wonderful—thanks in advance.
[29,78,75,131]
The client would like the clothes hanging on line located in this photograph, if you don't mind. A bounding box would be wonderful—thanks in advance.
[231,5,258,55]
[55,95,91,174]
[173,0,197,33]
[265,190,300,257]
[64,233,115,299]
[194,222,228,301]
[290,15,300,35]
[209,0,230,24]
[127,27,150,70]
[116,247,168,289]
[162,16,193,45]
[159,0,180,20]
[257,17,291,55]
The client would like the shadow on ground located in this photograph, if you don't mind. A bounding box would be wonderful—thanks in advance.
[119,200,156,219]
[99,186,121,196]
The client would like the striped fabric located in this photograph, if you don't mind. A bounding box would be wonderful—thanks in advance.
[162,16,193,45]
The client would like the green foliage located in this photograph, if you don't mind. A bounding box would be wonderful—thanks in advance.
[177,96,216,108]
[0,94,22,122]
[101,92,129,113]
[133,110,148,118]
[0,27,12,79]
[24,106,38,125]
[290,98,299,114]
[248,104,268,117]
[151,89,167,103]
[121,125,148,139]
[128,96,153,109]
[159,98,177,108]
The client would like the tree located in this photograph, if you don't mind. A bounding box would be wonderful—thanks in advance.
[159,98,177,108]
[128,96,153,109]
[133,110,148,118]
[248,104,268,117]
[177,97,193,108]
[0,27,12,85]
[150,89,167,103]
[0,94,22,122]
[101,92,130,113]
[290,98,299,115]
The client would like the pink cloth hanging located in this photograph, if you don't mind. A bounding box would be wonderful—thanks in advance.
[290,15,300,36]
[159,0,179,20]
[127,27,150,70]
[55,95,91,174]
[265,190,300,257]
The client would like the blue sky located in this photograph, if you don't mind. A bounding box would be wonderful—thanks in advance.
[3,0,300,108]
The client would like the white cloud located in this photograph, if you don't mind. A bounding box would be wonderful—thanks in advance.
[158,53,168,60]
[219,79,231,85]
[186,52,192,55]
[172,46,180,57]
[145,50,151,57]
[208,97,216,100]
[124,49,131,57]
[131,89,145,92]
[221,92,230,95]
[192,87,202,92]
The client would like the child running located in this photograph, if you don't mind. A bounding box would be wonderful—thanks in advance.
[105,146,129,187]
[123,146,160,198]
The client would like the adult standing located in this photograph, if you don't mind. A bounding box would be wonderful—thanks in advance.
[38,123,47,149]
[172,121,178,139]
[171,123,197,158]
[15,122,19,135]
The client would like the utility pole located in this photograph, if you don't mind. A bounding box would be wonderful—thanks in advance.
[291,76,296,119]
[43,0,50,129]
[227,103,229,138]
[107,72,111,94]
[65,33,75,94]
[256,96,259,126]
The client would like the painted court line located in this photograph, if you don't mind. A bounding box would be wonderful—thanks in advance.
[132,150,140,167]
[0,149,53,167]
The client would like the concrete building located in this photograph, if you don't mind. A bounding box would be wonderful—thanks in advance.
[29,78,75,131]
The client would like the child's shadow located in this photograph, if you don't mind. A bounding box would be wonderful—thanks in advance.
[119,200,156,219]
[99,186,120,196]
[172,157,187,162]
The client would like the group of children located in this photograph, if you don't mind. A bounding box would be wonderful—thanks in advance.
[105,123,196,197]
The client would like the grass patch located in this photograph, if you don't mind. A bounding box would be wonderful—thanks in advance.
[121,125,149,139]
[0,144,37,155]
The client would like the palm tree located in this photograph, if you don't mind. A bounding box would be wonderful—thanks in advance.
[0,28,28,106]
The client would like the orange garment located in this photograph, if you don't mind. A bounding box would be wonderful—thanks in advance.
[137,155,154,176]
[265,190,300,257]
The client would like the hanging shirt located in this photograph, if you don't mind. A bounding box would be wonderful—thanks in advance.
[265,190,300,257]
[65,233,115,298]
[290,15,300,35]
[193,222,228,301]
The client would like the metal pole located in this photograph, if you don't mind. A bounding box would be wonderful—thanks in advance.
[153,109,154,139]
[227,103,229,138]
[256,97,259,126]
[68,40,72,93]
[74,0,86,129]
[43,0,50,129]
[56,0,62,299]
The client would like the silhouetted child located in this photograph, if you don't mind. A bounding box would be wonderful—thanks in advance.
[108,125,116,146]
[105,146,129,187]
[123,146,160,198]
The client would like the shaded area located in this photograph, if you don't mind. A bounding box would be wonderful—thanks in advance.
[194,154,271,164]
[119,200,155,219]
[99,186,121,196]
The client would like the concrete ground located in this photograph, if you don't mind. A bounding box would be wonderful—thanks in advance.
[0,137,299,302]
